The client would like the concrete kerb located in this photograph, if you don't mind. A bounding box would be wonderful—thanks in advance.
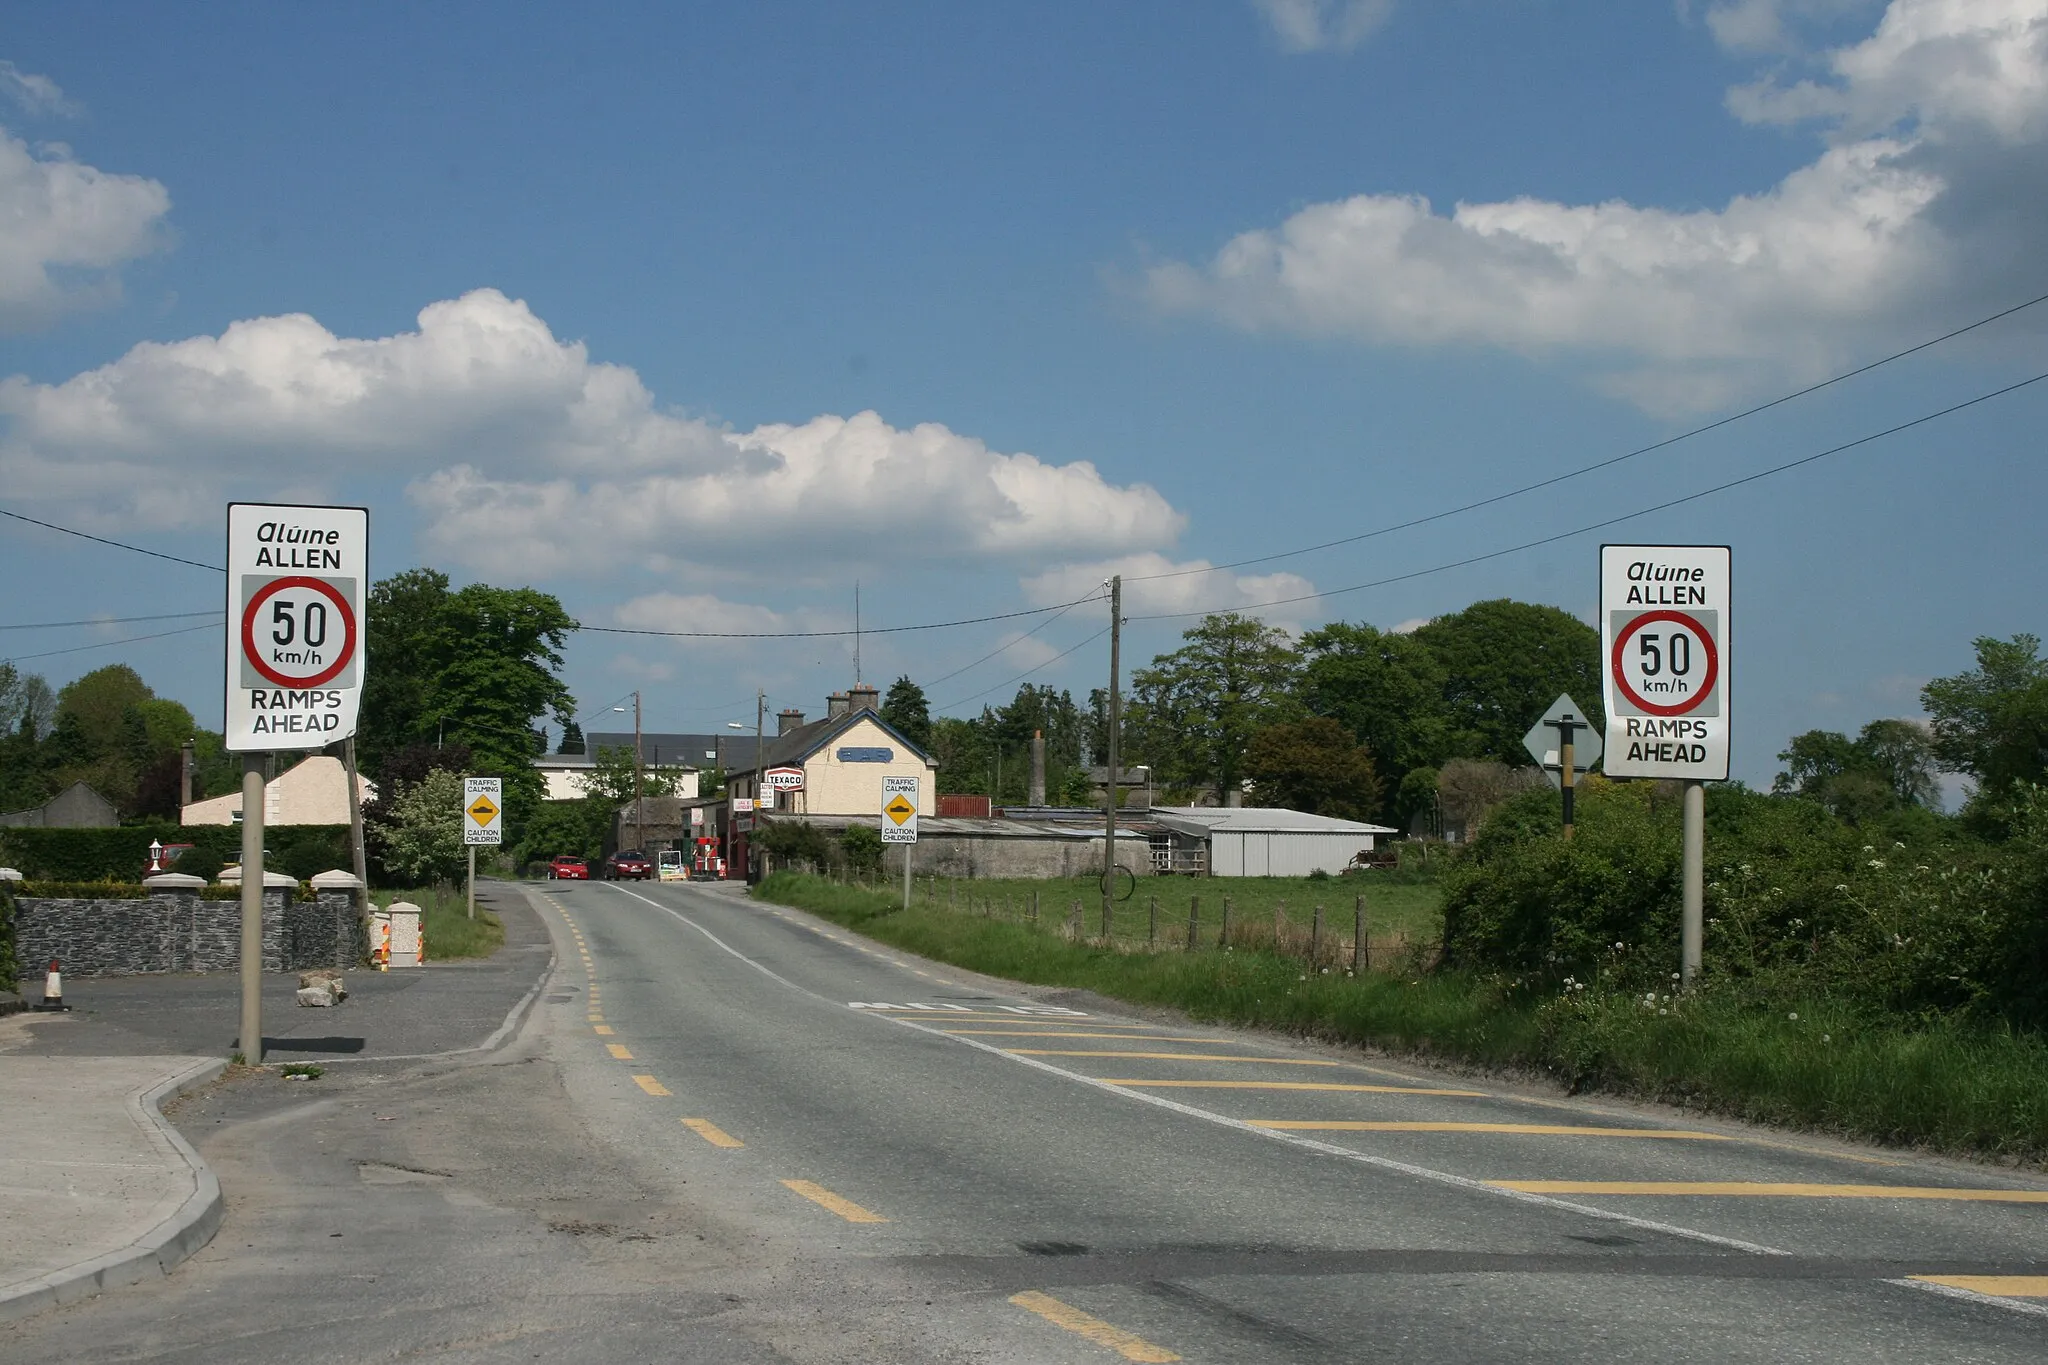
[0,1055,227,1324]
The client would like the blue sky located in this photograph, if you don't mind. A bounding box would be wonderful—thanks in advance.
[2,0,2044,791]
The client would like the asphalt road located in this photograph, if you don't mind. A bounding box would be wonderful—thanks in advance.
[10,877,2048,1362]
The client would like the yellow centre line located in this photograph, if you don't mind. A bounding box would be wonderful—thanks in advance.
[606,1043,633,1060]
[1255,1121,1727,1139]
[1493,1181,2048,1201]
[943,1031,1207,1041]
[681,1117,744,1148]
[1911,1275,2048,1297]
[1008,1050,1344,1066]
[781,1179,887,1223]
[1103,1079,1487,1095]
[871,1012,1097,1023]
[1009,1291,1181,1362]
[632,1074,670,1096]
[587,1013,604,1023]
[593,1025,615,1036]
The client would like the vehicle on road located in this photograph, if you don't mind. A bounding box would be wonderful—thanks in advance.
[603,849,653,881]
[548,855,590,881]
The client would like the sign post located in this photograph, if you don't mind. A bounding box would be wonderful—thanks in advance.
[881,775,918,910]
[1522,693,1602,839]
[464,777,503,921]
[1600,545,1730,989]
[225,503,368,1064]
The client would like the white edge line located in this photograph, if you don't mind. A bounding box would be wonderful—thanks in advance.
[607,882,2048,1322]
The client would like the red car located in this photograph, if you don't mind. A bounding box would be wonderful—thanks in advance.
[548,855,590,881]
[603,850,653,881]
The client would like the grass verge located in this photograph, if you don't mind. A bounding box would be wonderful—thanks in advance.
[388,886,505,961]
[756,871,2048,1162]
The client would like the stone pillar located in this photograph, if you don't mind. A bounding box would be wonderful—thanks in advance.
[309,870,368,969]
[145,873,206,972]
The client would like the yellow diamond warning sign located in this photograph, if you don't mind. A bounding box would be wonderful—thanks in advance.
[880,776,918,844]
[463,776,504,846]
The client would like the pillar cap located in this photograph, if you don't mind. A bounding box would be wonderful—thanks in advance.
[143,873,207,890]
[309,869,365,890]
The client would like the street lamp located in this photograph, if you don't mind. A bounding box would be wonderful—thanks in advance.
[611,693,643,851]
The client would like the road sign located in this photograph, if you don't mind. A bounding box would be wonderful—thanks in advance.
[464,777,503,845]
[224,503,369,752]
[763,766,806,791]
[1522,693,1602,789]
[1601,545,1730,780]
[881,775,918,844]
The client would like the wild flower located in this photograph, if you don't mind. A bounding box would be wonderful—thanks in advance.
[1869,859,1887,870]
[1787,1012,1799,1021]
[1822,1033,1832,1043]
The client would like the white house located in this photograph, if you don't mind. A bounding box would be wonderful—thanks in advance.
[182,755,375,826]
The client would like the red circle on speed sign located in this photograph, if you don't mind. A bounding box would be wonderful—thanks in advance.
[240,576,357,689]
[1611,609,1719,717]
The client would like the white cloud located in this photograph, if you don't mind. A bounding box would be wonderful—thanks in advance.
[0,288,1185,573]
[0,61,77,117]
[1253,0,1397,52]
[1020,553,1320,628]
[1151,0,2048,411]
[0,128,169,330]
[1389,616,1431,634]
[1700,0,1883,55]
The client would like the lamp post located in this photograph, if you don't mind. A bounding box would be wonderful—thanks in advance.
[612,693,643,850]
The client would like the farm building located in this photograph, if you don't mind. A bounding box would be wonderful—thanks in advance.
[1148,806,1397,878]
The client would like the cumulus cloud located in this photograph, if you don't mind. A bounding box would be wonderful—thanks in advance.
[0,61,77,117]
[0,287,1185,576]
[1020,553,1320,628]
[1151,0,2048,411]
[1699,0,1883,55]
[0,127,169,330]
[1252,0,1397,52]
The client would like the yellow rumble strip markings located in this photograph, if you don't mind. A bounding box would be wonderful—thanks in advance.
[1008,1050,1344,1066]
[1910,1276,2048,1297]
[781,1179,887,1223]
[1492,1181,2048,1201]
[944,1030,1206,1041]
[1254,1121,1725,1139]
[632,1075,670,1096]
[681,1118,744,1148]
[1009,1291,1181,1362]
[606,1043,634,1060]
[587,1014,604,1023]
[1104,1079,1486,1095]
[593,1025,615,1036]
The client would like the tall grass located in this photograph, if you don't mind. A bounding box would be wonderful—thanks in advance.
[756,871,2048,1161]
[387,885,505,961]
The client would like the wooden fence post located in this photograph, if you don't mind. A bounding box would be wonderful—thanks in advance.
[1187,896,1199,952]
[1354,893,1367,973]
[1031,889,1040,924]
[1311,904,1323,962]
[1220,897,1232,949]
[1148,895,1158,945]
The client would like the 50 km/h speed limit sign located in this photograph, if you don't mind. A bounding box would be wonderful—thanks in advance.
[1601,545,1730,780]
[225,504,368,751]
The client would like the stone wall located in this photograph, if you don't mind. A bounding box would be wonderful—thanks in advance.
[881,833,1150,881]
[13,885,365,976]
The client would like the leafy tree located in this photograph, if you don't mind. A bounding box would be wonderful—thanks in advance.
[1775,720,1940,822]
[1243,717,1382,820]
[575,744,690,808]
[1299,621,1451,822]
[54,665,152,756]
[840,823,883,874]
[0,665,56,741]
[371,767,468,886]
[1410,600,1602,763]
[1923,634,2048,801]
[515,798,610,865]
[880,676,931,750]
[556,720,586,755]
[1127,613,1302,801]
[1437,758,1546,837]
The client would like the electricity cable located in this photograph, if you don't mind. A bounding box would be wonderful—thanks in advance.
[0,609,222,632]
[1127,289,2048,585]
[0,619,223,666]
[921,590,1104,690]
[0,505,226,573]
[573,592,1100,641]
[1129,369,2048,622]
[937,625,1111,711]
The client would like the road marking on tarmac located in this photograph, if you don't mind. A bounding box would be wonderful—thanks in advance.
[1910,1276,2048,1297]
[781,1179,887,1223]
[1256,1122,1726,1139]
[1104,1079,1488,1095]
[1494,1181,2048,1200]
[593,1025,615,1036]
[633,1075,671,1096]
[1008,1050,1344,1066]
[1008,1291,1181,1362]
[942,1030,1210,1041]
[682,1118,744,1148]
[606,1043,634,1060]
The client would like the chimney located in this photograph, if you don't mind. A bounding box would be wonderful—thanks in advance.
[1028,730,1046,807]
[777,708,805,736]
[848,684,880,714]
[827,691,851,719]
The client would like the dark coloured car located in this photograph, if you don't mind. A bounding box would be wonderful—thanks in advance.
[604,850,653,881]
[549,855,590,881]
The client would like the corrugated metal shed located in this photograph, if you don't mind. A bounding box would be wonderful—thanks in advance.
[1149,806,1398,878]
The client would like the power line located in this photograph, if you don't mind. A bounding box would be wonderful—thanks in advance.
[1130,369,2048,623]
[921,590,1104,690]
[0,505,225,572]
[1,619,223,665]
[937,625,1111,711]
[575,593,1099,641]
[0,610,222,632]
[1129,288,2048,585]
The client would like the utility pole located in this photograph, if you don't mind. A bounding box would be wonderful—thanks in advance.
[1101,575,1122,939]
[342,736,369,935]
[180,737,195,811]
[633,690,644,852]
[854,581,862,687]
[753,690,766,881]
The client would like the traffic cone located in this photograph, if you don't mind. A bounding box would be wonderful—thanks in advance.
[33,959,68,1012]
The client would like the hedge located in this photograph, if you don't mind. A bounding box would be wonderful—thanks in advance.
[0,824,353,884]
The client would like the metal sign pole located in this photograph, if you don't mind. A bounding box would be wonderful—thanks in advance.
[1560,722,1576,839]
[1101,575,1121,941]
[238,754,265,1064]
[467,844,476,920]
[1682,781,1704,987]
[902,840,912,912]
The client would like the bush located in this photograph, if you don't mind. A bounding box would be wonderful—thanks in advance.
[0,824,351,882]
[840,824,883,874]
